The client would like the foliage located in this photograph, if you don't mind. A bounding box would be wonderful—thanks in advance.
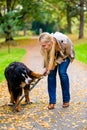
[0,48,26,82]
[0,0,44,40]
[0,0,87,40]
[31,21,57,34]
[0,11,19,38]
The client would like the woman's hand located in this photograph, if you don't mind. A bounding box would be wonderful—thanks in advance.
[45,70,50,75]
[43,68,50,76]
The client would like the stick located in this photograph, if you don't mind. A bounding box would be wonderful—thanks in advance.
[13,77,44,111]
[29,77,43,91]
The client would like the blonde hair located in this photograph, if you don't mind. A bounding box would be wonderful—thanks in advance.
[39,32,53,43]
[39,32,56,70]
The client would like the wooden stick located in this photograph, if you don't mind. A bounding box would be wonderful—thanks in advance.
[13,77,44,111]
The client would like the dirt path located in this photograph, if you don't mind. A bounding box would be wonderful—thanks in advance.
[0,42,87,130]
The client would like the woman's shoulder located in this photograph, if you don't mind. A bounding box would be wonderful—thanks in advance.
[54,32,67,38]
[52,32,68,44]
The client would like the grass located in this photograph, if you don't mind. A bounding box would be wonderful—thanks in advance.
[68,34,87,64]
[0,47,26,82]
[74,43,87,64]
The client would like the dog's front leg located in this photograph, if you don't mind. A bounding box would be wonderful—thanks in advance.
[8,91,15,106]
[24,87,30,104]
[30,71,42,79]
[15,96,21,112]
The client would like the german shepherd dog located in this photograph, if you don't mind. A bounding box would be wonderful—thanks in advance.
[4,62,42,112]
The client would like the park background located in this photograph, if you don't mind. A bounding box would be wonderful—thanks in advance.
[0,1,87,130]
[0,0,87,82]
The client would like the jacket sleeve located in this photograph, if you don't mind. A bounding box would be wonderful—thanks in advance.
[52,32,75,64]
[66,38,75,60]
[48,42,56,70]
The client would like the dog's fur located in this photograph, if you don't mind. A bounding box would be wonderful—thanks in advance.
[4,61,42,111]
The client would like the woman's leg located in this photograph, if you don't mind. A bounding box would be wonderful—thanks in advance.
[48,66,57,104]
[58,58,70,103]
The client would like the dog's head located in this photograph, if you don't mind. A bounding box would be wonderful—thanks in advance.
[13,66,32,88]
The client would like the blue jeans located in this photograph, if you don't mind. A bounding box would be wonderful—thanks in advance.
[48,58,70,104]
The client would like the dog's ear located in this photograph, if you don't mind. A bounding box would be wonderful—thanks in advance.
[29,71,42,79]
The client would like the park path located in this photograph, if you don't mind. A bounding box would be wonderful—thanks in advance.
[0,41,87,130]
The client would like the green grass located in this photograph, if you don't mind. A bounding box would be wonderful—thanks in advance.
[74,43,87,64]
[68,34,87,64]
[0,47,26,82]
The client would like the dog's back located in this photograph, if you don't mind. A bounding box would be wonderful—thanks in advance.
[5,62,16,81]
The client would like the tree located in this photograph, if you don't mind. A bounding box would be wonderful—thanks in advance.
[79,0,84,38]
[0,0,87,41]
[36,0,67,32]
[0,0,18,41]
[0,0,43,41]
[63,0,87,38]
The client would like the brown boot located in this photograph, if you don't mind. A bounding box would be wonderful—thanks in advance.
[48,104,55,110]
[62,102,69,108]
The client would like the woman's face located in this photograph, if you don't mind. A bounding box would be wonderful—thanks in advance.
[40,41,52,51]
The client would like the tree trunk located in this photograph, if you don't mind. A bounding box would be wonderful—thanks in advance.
[5,0,13,41]
[5,33,13,42]
[78,0,84,39]
[6,0,11,12]
[5,25,13,42]
[23,27,27,36]
[66,5,72,33]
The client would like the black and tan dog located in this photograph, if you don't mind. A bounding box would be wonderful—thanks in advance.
[4,61,42,112]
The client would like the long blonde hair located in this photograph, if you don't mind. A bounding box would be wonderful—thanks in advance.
[39,32,56,70]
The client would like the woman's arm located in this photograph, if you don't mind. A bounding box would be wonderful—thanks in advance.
[48,41,56,71]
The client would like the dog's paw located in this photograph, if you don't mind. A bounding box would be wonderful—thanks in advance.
[39,68,47,76]
[15,106,21,112]
[25,101,30,104]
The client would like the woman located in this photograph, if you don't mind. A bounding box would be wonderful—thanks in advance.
[39,32,75,109]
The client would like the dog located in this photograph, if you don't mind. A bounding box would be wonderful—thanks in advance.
[4,61,42,112]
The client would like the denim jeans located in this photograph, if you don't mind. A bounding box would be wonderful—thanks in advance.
[48,58,70,104]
